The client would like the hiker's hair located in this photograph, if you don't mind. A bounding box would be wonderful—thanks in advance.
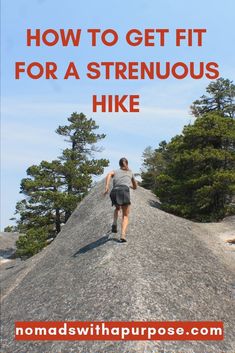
[119,157,129,170]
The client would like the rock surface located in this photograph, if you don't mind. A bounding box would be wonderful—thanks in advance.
[1,181,235,353]
[0,232,19,264]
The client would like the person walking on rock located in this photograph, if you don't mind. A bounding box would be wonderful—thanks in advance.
[104,158,137,242]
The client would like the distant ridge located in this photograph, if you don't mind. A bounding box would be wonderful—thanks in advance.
[0,232,19,264]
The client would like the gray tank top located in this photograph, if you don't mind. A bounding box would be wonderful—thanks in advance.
[112,169,135,188]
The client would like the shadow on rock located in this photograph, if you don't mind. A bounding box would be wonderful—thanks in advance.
[73,232,120,256]
[148,199,161,209]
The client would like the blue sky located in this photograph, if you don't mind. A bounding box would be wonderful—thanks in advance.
[1,0,235,229]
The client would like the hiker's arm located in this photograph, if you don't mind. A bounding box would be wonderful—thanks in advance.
[131,176,138,190]
[104,171,115,194]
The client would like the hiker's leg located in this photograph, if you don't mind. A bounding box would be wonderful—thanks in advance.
[113,206,120,225]
[121,205,130,238]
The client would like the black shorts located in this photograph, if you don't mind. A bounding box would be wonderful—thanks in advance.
[110,185,131,207]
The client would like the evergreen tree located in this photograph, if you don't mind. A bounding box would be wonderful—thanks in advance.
[156,113,235,221]
[16,228,48,258]
[15,160,65,235]
[141,141,168,190]
[191,78,235,118]
[141,78,235,221]
[56,112,109,221]
[14,112,109,257]
[4,225,17,232]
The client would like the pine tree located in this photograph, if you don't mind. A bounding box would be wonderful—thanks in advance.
[56,112,109,221]
[16,228,48,258]
[141,78,235,221]
[156,113,235,221]
[191,78,235,118]
[15,160,65,235]
[141,141,168,190]
[14,112,109,257]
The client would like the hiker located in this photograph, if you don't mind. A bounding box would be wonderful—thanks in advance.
[104,157,137,242]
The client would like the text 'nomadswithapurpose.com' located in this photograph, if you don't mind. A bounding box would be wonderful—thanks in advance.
[15,321,224,341]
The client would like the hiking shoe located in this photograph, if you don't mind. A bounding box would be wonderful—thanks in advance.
[111,224,118,233]
[120,237,127,243]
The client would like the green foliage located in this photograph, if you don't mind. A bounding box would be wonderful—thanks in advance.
[14,112,109,257]
[4,225,16,232]
[191,78,235,118]
[16,228,48,258]
[141,141,168,190]
[56,112,109,221]
[156,113,235,221]
[15,160,65,235]
[142,78,235,222]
